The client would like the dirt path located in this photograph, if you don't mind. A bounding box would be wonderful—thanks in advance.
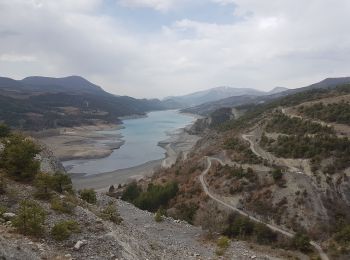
[199,156,329,260]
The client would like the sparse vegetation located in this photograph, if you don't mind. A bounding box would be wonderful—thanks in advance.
[51,220,80,241]
[100,202,122,224]
[50,196,75,214]
[79,189,97,204]
[298,101,350,125]
[292,232,311,252]
[12,200,46,236]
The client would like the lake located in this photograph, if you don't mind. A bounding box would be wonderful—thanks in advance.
[63,110,196,175]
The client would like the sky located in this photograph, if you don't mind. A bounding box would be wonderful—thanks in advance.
[1,0,350,98]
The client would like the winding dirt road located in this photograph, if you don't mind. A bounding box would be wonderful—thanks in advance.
[199,156,329,260]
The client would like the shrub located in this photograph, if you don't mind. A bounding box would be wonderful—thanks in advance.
[50,197,75,214]
[0,173,7,194]
[292,232,311,252]
[12,200,46,236]
[271,168,283,181]
[100,202,122,224]
[79,189,97,204]
[133,182,179,212]
[121,182,141,202]
[154,208,164,222]
[0,124,10,138]
[335,225,350,244]
[0,134,41,181]
[51,220,80,241]
[216,236,230,256]
[51,172,72,193]
[34,172,53,199]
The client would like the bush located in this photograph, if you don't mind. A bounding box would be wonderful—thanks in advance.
[34,173,53,199]
[0,124,10,138]
[51,220,80,241]
[51,172,72,193]
[335,225,350,244]
[216,236,230,256]
[121,182,141,202]
[13,200,46,236]
[0,173,7,194]
[292,232,311,252]
[100,202,122,224]
[50,196,75,214]
[271,168,283,181]
[154,208,165,222]
[79,189,97,204]
[133,182,179,212]
[0,134,41,181]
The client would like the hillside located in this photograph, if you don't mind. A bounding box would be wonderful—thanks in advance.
[0,126,303,260]
[164,86,287,108]
[123,84,350,259]
[0,76,174,130]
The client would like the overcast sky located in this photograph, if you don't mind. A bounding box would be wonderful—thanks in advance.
[1,0,350,98]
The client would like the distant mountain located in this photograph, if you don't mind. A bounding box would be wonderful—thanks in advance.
[164,86,266,107]
[268,87,288,94]
[0,76,172,130]
[182,77,350,116]
[20,76,104,95]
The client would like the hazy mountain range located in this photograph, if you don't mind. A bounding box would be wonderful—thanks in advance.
[164,86,288,107]
[182,77,350,115]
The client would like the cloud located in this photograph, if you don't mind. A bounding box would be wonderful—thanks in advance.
[0,0,350,98]
[118,0,178,11]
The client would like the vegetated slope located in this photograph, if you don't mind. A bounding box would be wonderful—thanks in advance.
[164,86,287,108]
[182,77,350,116]
[0,127,288,260]
[0,76,173,130]
[123,84,350,259]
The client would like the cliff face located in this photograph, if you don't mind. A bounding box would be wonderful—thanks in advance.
[37,142,66,174]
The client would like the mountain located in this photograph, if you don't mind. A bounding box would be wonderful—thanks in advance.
[164,86,266,107]
[0,76,172,130]
[20,76,104,95]
[183,77,350,116]
[268,86,288,94]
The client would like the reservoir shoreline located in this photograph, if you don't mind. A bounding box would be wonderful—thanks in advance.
[40,110,200,190]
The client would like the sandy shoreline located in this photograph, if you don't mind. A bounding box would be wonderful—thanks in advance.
[34,124,124,161]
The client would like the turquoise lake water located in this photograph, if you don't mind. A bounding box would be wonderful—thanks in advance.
[63,110,196,175]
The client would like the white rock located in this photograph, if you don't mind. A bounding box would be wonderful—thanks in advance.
[2,212,16,220]
[251,256,257,259]
[73,240,88,250]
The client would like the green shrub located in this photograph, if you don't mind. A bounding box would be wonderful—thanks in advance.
[51,220,80,241]
[216,236,230,256]
[34,172,53,199]
[335,225,350,244]
[51,172,72,193]
[0,134,41,181]
[154,208,164,222]
[13,200,46,236]
[121,181,141,202]
[0,124,10,138]
[50,197,75,214]
[292,232,311,252]
[133,182,179,212]
[79,189,97,204]
[0,173,7,194]
[100,202,122,224]
[271,168,283,181]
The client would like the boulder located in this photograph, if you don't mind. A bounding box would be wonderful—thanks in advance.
[2,212,16,220]
[73,240,88,251]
